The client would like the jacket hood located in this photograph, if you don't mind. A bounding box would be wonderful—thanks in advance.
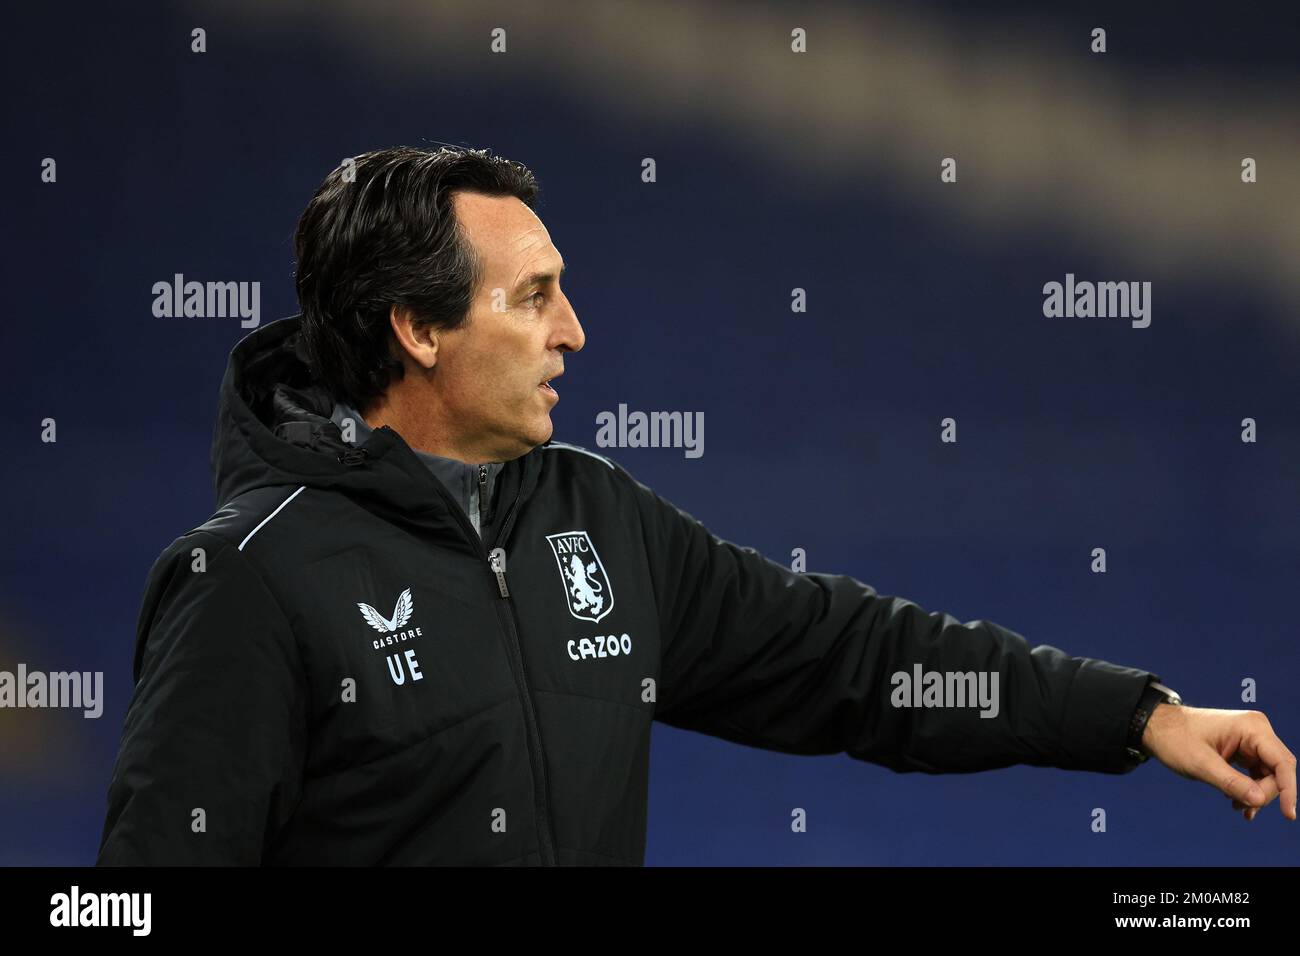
[211,314,543,522]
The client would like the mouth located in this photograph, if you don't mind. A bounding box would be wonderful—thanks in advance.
[538,371,562,398]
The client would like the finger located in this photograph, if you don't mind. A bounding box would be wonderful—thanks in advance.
[1199,752,1266,806]
[1231,769,1279,811]
[1246,732,1298,820]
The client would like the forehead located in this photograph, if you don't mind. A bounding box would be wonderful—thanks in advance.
[451,190,561,280]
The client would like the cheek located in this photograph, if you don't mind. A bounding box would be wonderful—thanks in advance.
[467,331,540,405]
[484,362,532,409]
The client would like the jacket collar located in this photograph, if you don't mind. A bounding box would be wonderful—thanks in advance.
[211,315,544,541]
[329,400,506,530]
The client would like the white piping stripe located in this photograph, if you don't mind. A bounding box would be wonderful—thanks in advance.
[238,485,307,551]
[543,442,615,469]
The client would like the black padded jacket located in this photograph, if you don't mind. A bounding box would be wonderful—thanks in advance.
[96,315,1156,866]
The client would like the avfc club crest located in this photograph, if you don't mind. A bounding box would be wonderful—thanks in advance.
[546,530,614,623]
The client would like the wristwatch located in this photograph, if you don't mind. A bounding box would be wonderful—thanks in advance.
[1125,679,1183,763]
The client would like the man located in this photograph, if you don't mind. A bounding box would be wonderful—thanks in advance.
[97,146,1296,866]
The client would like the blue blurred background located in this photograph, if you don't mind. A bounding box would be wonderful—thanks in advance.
[3,0,1296,865]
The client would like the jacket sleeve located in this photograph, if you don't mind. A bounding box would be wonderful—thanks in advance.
[623,471,1155,775]
[97,531,308,865]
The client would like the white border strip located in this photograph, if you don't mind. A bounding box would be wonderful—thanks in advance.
[544,441,615,469]
[238,485,308,551]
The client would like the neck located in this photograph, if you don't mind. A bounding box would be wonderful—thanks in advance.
[359,387,491,464]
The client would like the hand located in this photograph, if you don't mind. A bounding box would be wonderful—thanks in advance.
[1140,704,1297,822]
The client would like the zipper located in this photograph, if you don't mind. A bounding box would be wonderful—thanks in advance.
[478,464,490,536]
[489,547,510,598]
[483,480,559,866]
[372,434,558,865]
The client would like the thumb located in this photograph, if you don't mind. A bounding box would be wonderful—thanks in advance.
[1199,753,1266,806]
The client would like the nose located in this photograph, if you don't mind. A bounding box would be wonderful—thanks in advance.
[553,290,585,354]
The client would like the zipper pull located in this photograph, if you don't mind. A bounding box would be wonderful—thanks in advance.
[488,547,509,598]
[478,464,489,528]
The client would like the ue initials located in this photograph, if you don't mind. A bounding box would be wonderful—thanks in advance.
[386,649,423,685]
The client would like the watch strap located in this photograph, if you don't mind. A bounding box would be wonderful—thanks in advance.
[1125,678,1182,762]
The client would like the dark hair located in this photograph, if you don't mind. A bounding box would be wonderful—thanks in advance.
[293,145,540,411]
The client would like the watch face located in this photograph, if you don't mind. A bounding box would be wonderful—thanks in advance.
[1150,681,1182,704]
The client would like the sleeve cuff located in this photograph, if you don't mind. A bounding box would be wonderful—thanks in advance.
[1059,659,1158,773]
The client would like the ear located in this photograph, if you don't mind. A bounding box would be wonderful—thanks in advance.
[389,305,439,369]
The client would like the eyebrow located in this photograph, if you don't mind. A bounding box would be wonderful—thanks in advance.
[513,263,567,294]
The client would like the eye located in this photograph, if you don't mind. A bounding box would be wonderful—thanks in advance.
[528,291,546,308]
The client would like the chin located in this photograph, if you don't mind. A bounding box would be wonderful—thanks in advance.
[523,416,553,447]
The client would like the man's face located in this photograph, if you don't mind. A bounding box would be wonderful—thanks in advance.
[431,191,584,460]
